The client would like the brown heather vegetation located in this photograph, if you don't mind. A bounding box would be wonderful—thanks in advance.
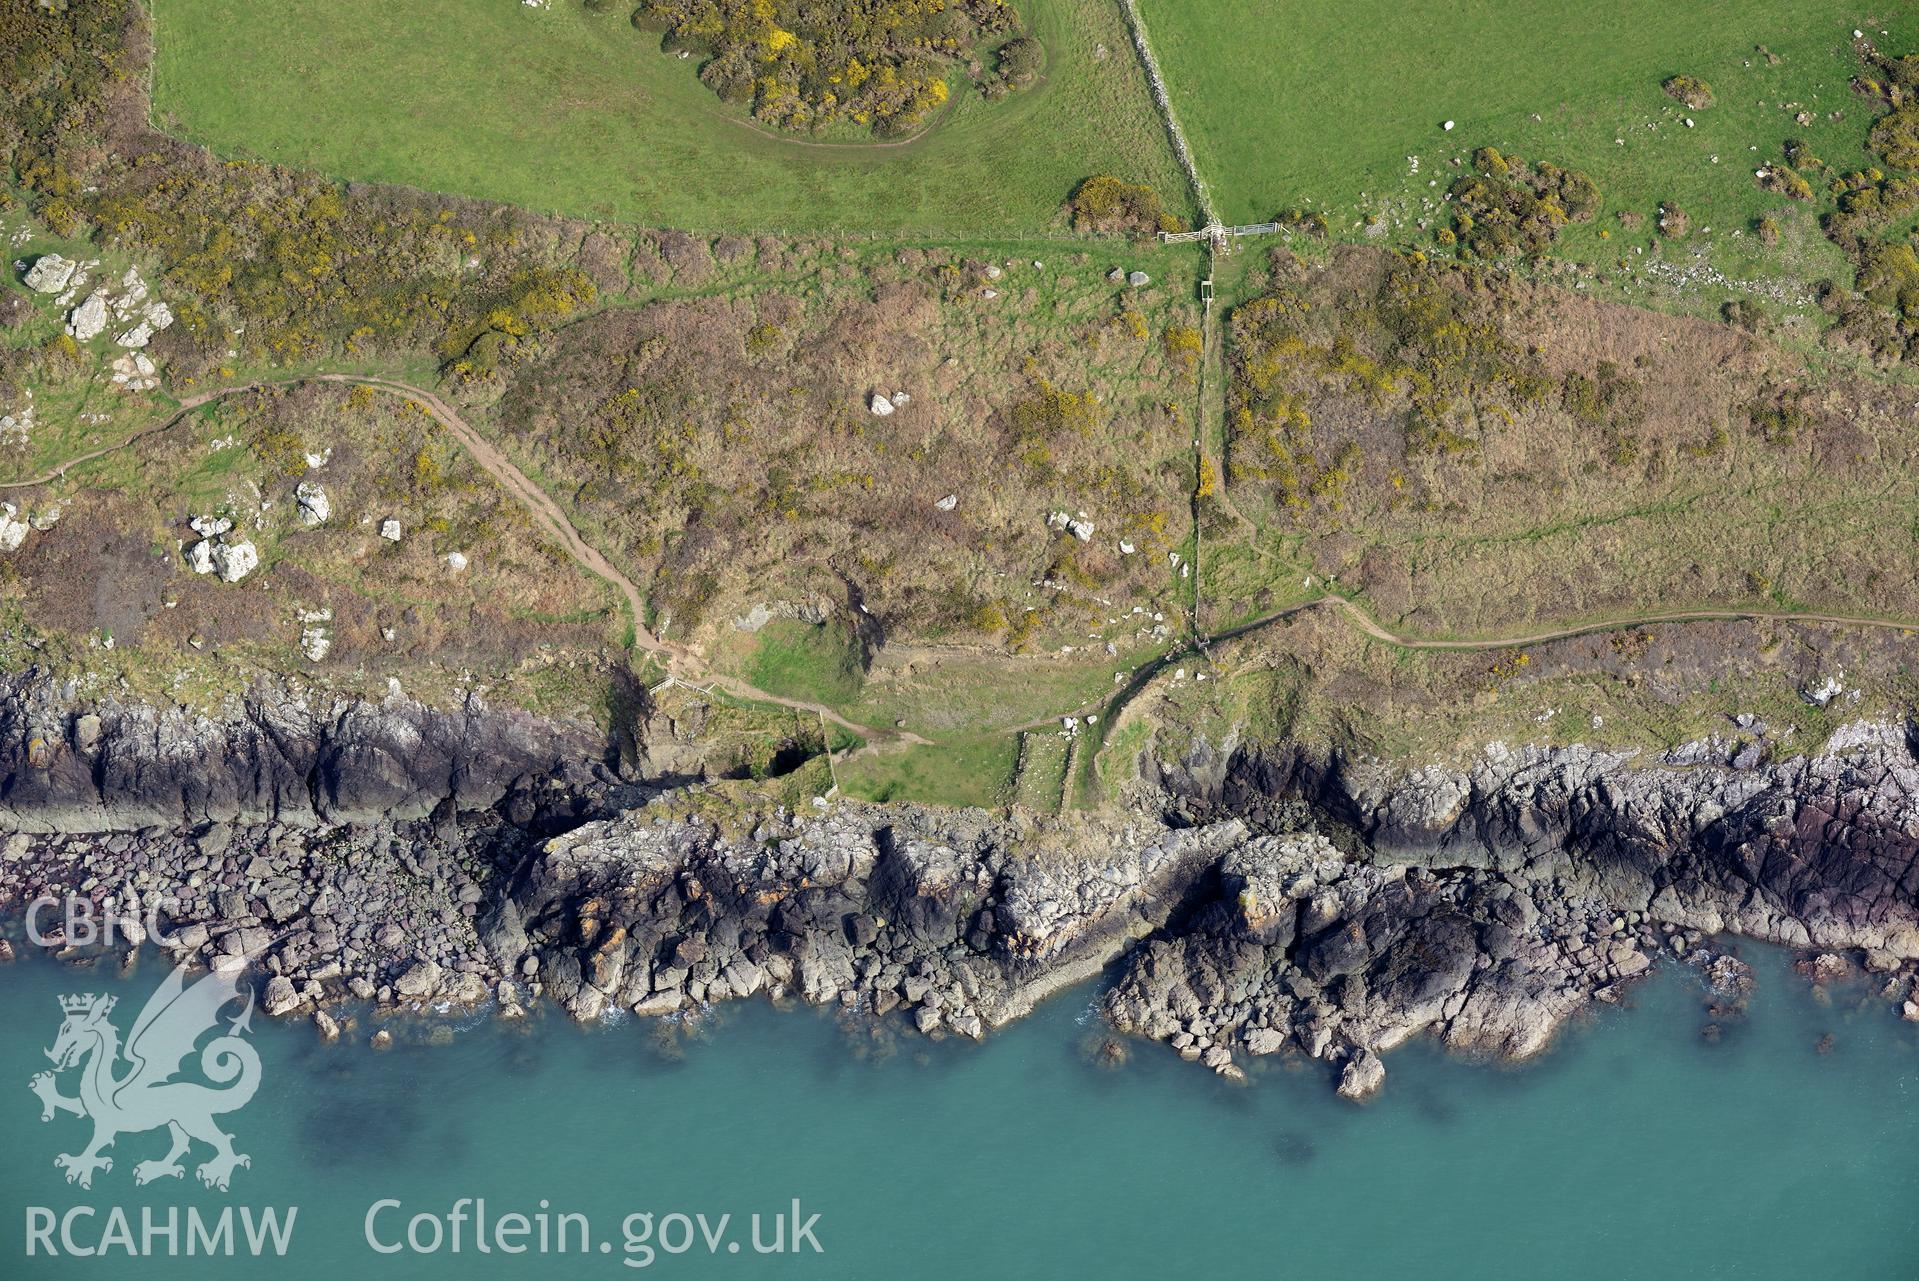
[0,0,1208,719]
[1214,246,1919,637]
[1143,607,1919,773]
[1443,149,1601,260]
[489,252,1197,645]
[19,0,1919,792]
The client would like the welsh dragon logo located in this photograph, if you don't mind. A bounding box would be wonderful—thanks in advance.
[29,963,262,1191]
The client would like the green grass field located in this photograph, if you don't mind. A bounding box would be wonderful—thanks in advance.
[739,620,865,709]
[1141,0,1882,282]
[839,734,1018,809]
[149,0,1188,234]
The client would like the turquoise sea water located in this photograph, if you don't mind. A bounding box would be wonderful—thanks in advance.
[0,945,1915,1280]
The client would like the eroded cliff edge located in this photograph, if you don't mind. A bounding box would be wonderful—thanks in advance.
[2,670,1916,1100]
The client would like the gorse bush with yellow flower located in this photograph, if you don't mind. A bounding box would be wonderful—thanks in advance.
[636,0,1021,136]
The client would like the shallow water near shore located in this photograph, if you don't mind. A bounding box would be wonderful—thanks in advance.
[0,945,1914,1279]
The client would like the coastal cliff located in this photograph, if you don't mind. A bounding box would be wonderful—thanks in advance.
[0,670,622,833]
[3,674,1917,1099]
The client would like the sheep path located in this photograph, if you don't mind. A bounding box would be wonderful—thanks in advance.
[2,374,925,751]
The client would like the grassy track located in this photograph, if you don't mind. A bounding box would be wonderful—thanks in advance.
[1139,0,1882,281]
[149,0,1189,234]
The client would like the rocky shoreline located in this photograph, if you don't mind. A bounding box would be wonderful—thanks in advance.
[3,672,1919,1100]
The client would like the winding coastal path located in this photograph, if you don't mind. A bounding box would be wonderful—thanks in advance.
[1014,595,1919,739]
[0,374,924,749]
[1215,593,1919,652]
[9,373,1917,754]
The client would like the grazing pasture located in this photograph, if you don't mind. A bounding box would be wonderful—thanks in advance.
[1139,0,1881,285]
[149,0,1189,235]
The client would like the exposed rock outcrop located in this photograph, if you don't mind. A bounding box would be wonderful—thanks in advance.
[1104,720,1919,1090]
[1155,722,1919,958]
[1103,830,1647,1089]
[23,254,76,294]
[66,291,107,342]
[508,806,1245,1032]
[0,504,31,553]
[3,675,1918,1097]
[294,482,330,527]
[0,671,620,831]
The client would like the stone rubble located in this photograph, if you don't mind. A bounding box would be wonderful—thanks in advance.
[109,352,159,392]
[19,257,175,351]
[0,392,34,447]
[185,535,258,582]
[297,607,333,662]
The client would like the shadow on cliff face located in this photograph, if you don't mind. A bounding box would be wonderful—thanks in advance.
[1151,726,1919,962]
[0,667,708,838]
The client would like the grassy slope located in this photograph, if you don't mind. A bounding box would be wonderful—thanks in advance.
[149,0,1189,234]
[1141,0,1877,285]
[116,0,1919,815]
